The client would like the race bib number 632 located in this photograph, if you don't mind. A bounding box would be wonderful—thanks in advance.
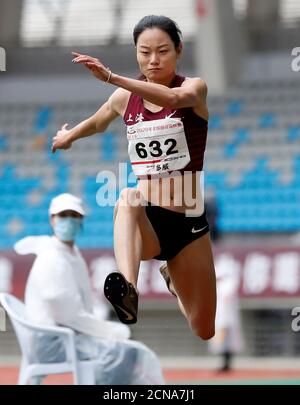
[127,117,191,176]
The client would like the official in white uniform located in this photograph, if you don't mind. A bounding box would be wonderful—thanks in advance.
[14,193,164,384]
[208,253,244,372]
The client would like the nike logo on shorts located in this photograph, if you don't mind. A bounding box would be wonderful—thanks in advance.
[115,305,134,321]
[191,225,208,234]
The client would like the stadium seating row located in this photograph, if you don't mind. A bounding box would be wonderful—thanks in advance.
[0,81,300,248]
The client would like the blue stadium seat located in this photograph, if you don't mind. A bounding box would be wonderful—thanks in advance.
[33,107,53,133]
[259,113,276,128]
[0,134,8,150]
[227,100,244,117]
[100,132,116,161]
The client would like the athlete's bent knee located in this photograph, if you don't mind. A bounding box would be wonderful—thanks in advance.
[119,188,145,208]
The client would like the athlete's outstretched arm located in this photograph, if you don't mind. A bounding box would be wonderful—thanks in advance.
[71,52,207,111]
[51,88,127,153]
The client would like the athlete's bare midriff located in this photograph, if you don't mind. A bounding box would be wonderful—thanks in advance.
[137,171,204,214]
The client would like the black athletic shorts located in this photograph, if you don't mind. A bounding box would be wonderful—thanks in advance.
[145,202,210,261]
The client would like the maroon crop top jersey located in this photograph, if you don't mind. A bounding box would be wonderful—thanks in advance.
[123,75,208,179]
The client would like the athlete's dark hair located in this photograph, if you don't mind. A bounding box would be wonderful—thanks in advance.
[133,15,182,49]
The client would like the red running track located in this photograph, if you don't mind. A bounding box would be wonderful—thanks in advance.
[1,367,300,385]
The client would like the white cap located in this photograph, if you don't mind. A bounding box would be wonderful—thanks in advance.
[49,193,85,216]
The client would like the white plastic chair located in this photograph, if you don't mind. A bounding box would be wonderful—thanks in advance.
[0,293,97,385]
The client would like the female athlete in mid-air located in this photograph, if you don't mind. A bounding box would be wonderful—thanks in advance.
[52,15,216,340]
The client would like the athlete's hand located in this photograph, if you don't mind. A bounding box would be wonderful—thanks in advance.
[71,52,111,82]
[52,123,73,153]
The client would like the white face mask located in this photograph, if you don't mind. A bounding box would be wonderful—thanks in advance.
[53,217,82,241]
